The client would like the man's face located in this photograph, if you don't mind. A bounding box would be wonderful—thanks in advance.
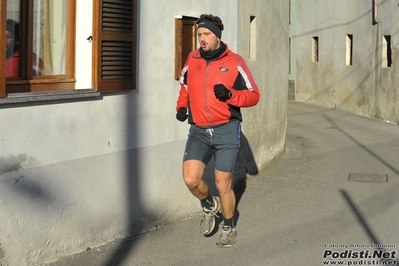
[6,30,15,56]
[197,27,220,52]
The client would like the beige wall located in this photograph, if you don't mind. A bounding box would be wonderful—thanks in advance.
[293,0,399,123]
[237,1,289,171]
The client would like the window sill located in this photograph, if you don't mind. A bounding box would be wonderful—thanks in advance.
[0,89,101,105]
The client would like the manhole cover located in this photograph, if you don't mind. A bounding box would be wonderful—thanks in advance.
[348,173,388,183]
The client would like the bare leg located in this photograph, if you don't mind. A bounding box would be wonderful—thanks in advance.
[214,169,235,220]
[215,170,238,247]
[183,159,209,200]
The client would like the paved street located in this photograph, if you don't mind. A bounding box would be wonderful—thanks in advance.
[42,101,399,266]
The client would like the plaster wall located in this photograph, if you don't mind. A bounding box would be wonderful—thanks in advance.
[237,0,289,172]
[294,0,399,123]
[0,0,288,265]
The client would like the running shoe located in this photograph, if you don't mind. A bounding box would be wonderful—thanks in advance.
[216,225,237,248]
[199,196,220,235]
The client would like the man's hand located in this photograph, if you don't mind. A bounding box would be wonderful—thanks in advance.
[176,107,188,122]
[214,84,232,101]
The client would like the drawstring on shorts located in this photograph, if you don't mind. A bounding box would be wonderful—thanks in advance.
[205,128,214,138]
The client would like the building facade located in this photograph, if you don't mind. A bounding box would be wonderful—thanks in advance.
[0,1,289,265]
[291,0,399,123]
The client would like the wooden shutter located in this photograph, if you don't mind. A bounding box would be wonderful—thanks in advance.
[174,18,196,80]
[93,0,137,91]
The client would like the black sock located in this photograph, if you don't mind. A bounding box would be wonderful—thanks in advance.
[224,217,235,228]
[200,194,214,209]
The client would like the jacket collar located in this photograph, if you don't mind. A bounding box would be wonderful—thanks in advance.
[192,43,229,60]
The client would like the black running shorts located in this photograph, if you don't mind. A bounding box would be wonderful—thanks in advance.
[183,120,241,172]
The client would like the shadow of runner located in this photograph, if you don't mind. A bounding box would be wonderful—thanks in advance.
[234,131,259,203]
[203,131,258,237]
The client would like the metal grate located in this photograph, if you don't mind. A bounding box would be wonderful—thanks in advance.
[348,173,388,183]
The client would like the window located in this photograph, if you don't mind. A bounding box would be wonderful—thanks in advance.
[92,0,138,91]
[346,34,353,66]
[175,16,197,80]
[312,36,319,63]
[373,0,378,25]
[249,16,257,61]
[382,35,392,68]
[289,38,292,74]
[1,0,76,97]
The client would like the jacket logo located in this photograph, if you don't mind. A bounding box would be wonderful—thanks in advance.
[219,67,228,72]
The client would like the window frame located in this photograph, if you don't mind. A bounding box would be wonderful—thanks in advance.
[1,0,76,97]
[0,2,6,97]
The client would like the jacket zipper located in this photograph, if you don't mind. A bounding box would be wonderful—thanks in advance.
[204,60,212,126]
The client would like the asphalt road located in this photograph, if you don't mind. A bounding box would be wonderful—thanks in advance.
[41,101,399,266]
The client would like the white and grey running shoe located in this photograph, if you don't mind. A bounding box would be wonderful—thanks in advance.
[199,196,220,235]
[216,225,237,248]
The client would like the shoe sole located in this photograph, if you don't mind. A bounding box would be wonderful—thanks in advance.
[216,238,237,248]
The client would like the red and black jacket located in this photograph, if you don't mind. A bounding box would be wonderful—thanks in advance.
[176,43,260,127]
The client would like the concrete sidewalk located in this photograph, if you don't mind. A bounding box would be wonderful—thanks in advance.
[41,101,399,266]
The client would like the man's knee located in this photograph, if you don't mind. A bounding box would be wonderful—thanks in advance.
[183,174,201,190]
[183,160,205,190]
